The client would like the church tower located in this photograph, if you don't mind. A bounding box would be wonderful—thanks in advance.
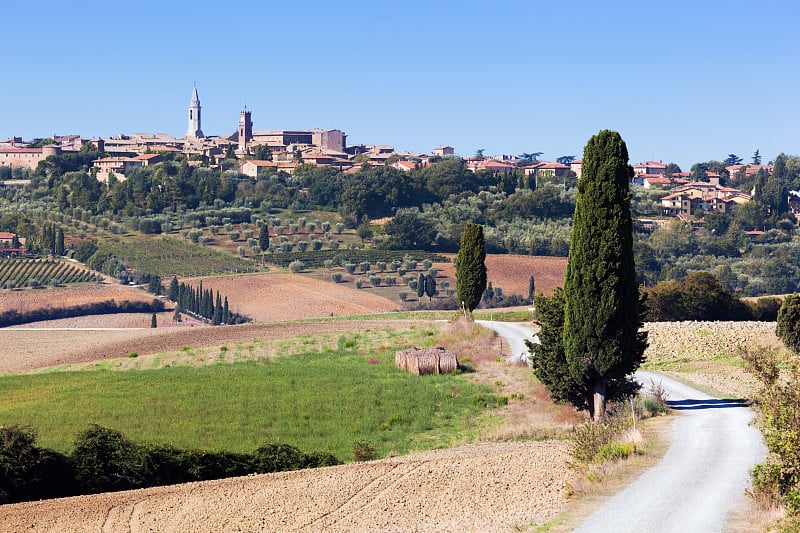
[238,108,253,153]
[186,86,203,138]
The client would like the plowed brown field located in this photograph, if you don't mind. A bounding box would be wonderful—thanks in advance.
[0,440,571,533]
[182,272,399,321]
[436,254,566,297]
[0,283,158,314]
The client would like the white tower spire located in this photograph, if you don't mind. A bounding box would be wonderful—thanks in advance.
[186,85,203,138]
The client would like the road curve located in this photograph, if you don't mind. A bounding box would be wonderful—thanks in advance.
[475,320,538,364]
[481,322,767,533]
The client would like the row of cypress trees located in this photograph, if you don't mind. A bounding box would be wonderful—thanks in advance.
[28,222,64,255]
[167,276,245,325]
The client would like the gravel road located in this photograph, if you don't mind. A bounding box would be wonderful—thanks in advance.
[482,322,768,533]
[475,320,538,364]
[574,371,767,533]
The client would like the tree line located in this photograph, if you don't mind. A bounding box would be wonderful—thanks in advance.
[0,424,339,504]
[0,299,164,328]
[168,276,247,325]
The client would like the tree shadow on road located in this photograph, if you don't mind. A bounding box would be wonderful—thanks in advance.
[666,398,750,410]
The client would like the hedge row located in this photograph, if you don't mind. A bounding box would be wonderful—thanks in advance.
[265,249,449,268]
[0,299,165,328]
[0,424,340,504]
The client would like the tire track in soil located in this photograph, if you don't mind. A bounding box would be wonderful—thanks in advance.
[302,462,424,531]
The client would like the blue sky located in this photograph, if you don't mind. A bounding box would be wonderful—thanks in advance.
[2,0,798,169]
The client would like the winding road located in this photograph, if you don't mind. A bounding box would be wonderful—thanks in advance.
[481,321,767,533]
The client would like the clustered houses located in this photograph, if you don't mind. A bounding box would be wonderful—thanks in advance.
[3,87,447,182]
[660,182,751,217]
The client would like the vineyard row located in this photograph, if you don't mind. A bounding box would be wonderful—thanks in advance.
[0,259,98,288]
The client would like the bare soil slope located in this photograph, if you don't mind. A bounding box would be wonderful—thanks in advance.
[437,254,566,297]
[183,272,398,321]
[0,282,157,314]
[0,440,571,533]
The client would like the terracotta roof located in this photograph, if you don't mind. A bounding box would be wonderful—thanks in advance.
[243,160,277,167]
[481,161,514,169]
[644,176,677,183]
[0,232,16,239]
[535,161,568,169]
[0,148,42,154]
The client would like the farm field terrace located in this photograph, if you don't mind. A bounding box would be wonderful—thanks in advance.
[0,328,501,461]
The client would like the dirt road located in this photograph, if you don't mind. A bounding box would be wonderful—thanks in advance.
[482,322,768,533]
[573,371,767,532]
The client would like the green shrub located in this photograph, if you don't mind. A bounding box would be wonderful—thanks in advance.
[70,425,151,494]
[289,260,305,273]
[0,425,54,503]
[570,422,617,464]
[597,442,634,462]
[750,461,785,510]
[331,272,343,283]
[352,440,377,461]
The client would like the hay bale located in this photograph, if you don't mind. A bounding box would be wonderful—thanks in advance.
[395,347,458,375]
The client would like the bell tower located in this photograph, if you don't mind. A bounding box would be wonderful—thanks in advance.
[238,108,253,153]
[186,85,203,138]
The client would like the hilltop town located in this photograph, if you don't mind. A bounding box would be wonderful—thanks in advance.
[2,87,785,225]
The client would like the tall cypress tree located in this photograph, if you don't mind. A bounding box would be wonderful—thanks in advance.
[562,130,647,421]
[55,227,64,256]
[455,222,487,315]
[258,226,270,252]
[528,275,535,303]
[424,274,436,302]
[213,292,222,325]
[168,276,179,302]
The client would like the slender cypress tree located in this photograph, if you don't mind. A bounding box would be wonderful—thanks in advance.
[562,130,647,421]
[416,273,426,300]
[455,222,487,315]
[213,292,222,325]
[168,276,179,302]
[424,274,436,302]
[258,226,270,252]
[55,227,65,256]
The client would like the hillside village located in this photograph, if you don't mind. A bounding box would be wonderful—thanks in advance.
[1,87,784,224]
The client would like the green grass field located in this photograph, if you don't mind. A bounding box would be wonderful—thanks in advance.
[0,348,496,460]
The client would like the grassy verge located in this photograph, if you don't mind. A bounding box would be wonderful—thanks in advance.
[0,345,496,460]
[536,414,673,532]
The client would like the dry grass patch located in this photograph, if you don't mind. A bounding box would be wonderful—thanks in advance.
[0,319,436,374]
